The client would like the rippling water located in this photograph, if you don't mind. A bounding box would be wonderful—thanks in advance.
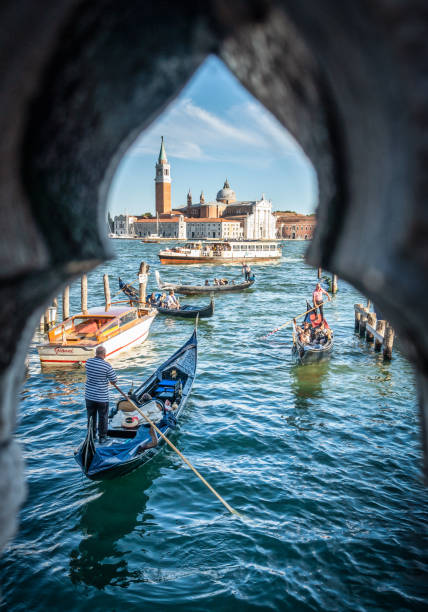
[1,241,427,611]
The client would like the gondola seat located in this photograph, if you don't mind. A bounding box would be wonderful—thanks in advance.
[153,379,180,401]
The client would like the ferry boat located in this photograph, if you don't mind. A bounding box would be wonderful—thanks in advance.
[158,241,282,265]
[38,305,157,367]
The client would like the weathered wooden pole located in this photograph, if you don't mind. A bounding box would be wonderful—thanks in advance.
[332,274,338,294]
[355,303,363,332]
[103,274,111,311]
[39,314,45,332]
[317,267,322,279]
[366,312,376,342]
[359,307,369,336]
[62,286,70,321]
[50,297,58,327]
[43,308,50,332]
[138,261,150,306]
[81,274,88,315]
[367,298,372,309]
[383,324,395,360]
[375,320,386,352]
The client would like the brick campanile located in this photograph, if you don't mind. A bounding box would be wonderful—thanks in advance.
[155,136,171,215]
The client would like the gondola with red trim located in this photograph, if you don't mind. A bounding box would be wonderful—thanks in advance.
[292,301,334,364]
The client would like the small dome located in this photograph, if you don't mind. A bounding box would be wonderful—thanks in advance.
[216,178,236,203]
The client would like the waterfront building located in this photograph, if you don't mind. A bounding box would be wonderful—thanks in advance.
[134,215,186,238]
[113,214,137,236]
[114,139,279,241]
[274,211,316,239]
[176,179,276,240]
[186,218,243,240]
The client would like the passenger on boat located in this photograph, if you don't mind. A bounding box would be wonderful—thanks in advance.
[141,392,152,401]
[295,321,311,345]
[165,289,180,309]
[313,321,332,344]
[221,278,228,285]
[85,345,118,444]
[312,282,331,320]
[213,278,219,286]
[204,279,210,286]
[147,292,157,306]
[139,425,158,451]
[158,292,167,307]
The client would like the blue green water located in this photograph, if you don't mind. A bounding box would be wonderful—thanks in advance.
[1,241,427,611]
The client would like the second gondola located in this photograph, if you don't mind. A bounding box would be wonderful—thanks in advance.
[119,278,214,318]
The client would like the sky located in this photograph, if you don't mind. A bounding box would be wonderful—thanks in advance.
[107,55,317,217]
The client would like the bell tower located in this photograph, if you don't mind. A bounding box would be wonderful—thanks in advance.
[155,136,171,215]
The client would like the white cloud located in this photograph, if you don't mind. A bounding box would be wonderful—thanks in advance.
[126,95,305,165]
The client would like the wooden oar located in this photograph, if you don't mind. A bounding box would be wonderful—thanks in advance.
[112,383,240,517]
[261,300,329,339]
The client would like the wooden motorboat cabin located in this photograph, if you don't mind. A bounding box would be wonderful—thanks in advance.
[38,305,157,367]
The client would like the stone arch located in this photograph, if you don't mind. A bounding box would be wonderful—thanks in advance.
[1,0,427,548]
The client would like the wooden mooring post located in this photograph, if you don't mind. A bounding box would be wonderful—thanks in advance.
[366,312,376,342]
[383,324,395,360]
[318,267,322,279]
[359,307,369,337]
[62,286,70,321]
[103,274,111,311]
[81,274,88,315]
[332,274,338,294]
[354,303,395,360]
[354,303,363,332]
[375,320,386,352]
[138,261,149,306]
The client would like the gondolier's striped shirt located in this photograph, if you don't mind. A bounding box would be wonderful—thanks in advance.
[85,357,118,402]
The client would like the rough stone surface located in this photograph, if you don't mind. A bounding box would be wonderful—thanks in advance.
[0,0,427,549]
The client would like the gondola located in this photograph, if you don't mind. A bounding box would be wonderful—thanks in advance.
[291,301,334,364]
[155,270,255,295]
[119,278,214,318]
[74,329,197,480]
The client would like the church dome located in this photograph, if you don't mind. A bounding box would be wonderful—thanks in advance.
[216,179,236,203]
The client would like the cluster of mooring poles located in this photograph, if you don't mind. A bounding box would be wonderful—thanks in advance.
[354,300,395,360]
[317,267,338,294]
[39,261,150,332]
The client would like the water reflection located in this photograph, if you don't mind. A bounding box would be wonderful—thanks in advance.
[69,464,162,589]
[290,361,330,409]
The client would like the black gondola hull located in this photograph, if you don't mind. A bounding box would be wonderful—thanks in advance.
[292,338,334,364]
[156,298,214,318]
[155,271,254,295]
[75,330,197,480]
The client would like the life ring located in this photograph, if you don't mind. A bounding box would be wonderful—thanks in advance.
[122,415,139,428]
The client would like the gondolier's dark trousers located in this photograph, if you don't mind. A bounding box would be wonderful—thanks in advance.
[86,399,108,438]
[314,301,324,319]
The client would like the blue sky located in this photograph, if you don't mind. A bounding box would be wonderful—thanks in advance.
[107,56,317,217]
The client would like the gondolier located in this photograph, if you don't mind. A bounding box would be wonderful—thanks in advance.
[85,345,118,444]
[242,263,251,281]
[312,282,330,320]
